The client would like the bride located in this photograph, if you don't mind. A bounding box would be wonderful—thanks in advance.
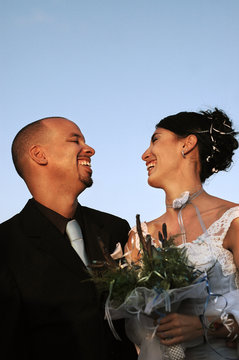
[126,108,239,359]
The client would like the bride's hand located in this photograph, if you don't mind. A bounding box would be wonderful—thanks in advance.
[156,313,203,345]
[208,315,239,348]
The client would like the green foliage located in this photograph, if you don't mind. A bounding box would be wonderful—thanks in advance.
[139,245,196,291]
[91,265,140,306]
[90,220,197,306]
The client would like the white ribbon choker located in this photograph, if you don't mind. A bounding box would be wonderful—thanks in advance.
[166,188,203,209]
[166,187,207,244]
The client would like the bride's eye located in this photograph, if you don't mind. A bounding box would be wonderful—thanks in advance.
[152,136,159,143]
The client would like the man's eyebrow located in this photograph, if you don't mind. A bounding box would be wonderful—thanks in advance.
[69,133,81,137]
[69,133,85,141]
[69,133,82,138]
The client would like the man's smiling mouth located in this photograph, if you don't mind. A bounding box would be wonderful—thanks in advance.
[78,160,91,167]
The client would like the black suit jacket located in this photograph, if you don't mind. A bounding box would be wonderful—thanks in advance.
[0,199,137,360]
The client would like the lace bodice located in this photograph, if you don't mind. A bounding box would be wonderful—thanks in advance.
[130,206,239,288]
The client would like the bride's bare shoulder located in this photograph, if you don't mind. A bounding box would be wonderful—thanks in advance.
[194,195,238,232]
[201,193,238,215]
[212,195,238,208]
[145,214,167,234]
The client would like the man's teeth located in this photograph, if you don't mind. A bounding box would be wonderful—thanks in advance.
[78,160,91,167]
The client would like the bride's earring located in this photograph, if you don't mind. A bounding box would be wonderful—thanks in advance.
[181,150,186,158]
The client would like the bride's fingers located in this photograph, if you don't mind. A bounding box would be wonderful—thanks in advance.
[156,329,173,339]
[158,313,178,325]
[156,314,204,343]
[156,314,180,330]
[157,323,203,343]
[159,335,184,346]
[156,325,184,339]
[157,322,174,332]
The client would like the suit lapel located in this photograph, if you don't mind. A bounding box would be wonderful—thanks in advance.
[77,205,112,263]
[20,200,91,280]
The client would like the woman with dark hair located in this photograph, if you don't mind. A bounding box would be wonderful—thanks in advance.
[126,108,239,359]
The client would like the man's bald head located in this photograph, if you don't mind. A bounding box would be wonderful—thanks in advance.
[11,117,66,179]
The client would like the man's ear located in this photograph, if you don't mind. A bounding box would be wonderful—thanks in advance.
[182,135,198,155]
[29,145,48,165]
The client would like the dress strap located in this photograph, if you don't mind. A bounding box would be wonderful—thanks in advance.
[170,188,214,258]
[171,188,204,243]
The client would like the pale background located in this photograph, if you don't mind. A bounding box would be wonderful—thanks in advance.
[1,0,239,227]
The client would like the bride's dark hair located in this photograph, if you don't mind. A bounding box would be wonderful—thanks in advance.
[156,108,238,182]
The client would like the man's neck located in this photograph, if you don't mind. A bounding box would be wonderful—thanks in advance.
[33,196,78,218]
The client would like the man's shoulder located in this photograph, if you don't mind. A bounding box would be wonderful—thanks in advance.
[0,213,22,259]
[0,200,33,227]
[0,213,20,229]
[0,199,40,237]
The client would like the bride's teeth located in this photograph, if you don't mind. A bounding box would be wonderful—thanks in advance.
[147,162,156,170]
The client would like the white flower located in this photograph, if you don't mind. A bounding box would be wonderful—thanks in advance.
[172,191,190,209]
[110,242,123,260]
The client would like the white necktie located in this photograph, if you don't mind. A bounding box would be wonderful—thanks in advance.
[66,219,89,267]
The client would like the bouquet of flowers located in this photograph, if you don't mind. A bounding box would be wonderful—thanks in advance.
[90,215,208,360]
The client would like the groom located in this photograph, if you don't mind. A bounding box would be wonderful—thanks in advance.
[0,117,137,359]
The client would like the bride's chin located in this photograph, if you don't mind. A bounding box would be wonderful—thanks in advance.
[147,177,161,188]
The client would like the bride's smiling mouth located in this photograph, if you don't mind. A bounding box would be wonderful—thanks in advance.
[146,160,156,173]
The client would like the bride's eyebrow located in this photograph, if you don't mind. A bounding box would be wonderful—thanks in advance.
[151,132,160,142]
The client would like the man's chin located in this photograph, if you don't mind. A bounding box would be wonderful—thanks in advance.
[82,178,93,188]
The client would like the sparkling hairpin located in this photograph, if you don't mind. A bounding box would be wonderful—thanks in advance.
[196,121,234,170]
[196,121,234,137]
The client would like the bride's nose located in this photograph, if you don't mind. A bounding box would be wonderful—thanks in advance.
[142,147,150,161]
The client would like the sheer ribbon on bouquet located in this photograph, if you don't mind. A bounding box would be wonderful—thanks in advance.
[105,278,208,360]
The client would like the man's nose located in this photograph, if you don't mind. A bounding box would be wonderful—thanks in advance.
[85,144,95,157]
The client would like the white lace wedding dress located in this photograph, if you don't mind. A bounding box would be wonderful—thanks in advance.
[129,206,239,360]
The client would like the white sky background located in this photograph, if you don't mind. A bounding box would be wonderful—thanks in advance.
[1,0,239,227]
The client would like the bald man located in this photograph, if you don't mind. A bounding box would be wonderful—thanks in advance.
[0,117,137,360]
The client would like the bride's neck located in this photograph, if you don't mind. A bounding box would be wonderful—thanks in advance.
[164,183,203,206]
